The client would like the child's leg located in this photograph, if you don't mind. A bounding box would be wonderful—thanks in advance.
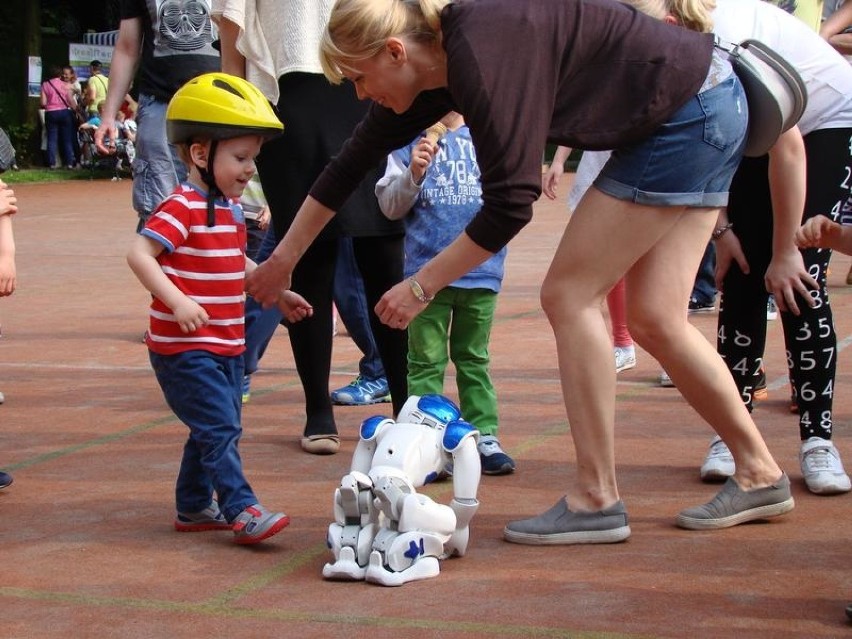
[407,290,452,397]
[447,288,499,437]
[606,278,632,348]
[149,350,258,522]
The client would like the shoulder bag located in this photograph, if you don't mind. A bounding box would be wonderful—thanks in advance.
[714,37,808,157]
[45,79,85,125]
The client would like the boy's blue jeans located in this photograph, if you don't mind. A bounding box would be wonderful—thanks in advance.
[149,350,257,522]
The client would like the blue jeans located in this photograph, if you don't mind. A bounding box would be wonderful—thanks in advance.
[133,94,187,231]
[44,109,76,168]
[692,241,717,305]
[596,72,747,208]
[334,237,385,380]
[149,349,257,522]
[243,228,285,376]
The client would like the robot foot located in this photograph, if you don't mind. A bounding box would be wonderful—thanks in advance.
[322,547,367,581]
[364,550,440,587]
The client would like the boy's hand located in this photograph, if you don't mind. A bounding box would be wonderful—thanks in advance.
[172,298,210,333]
[277,290,313,323]
[410,137,438,184]
[795,216,840,249]
[0,181,17,216]
[0,253,16,296]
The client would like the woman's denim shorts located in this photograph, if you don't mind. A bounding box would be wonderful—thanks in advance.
[594,73,748,208]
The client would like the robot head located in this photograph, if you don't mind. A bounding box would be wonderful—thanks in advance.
[397,394,461,429]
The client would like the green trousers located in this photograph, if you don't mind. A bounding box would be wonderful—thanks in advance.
[407,286,499,436]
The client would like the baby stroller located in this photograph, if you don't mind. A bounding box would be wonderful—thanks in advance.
[0,127,18,173]
[78,127,134,181]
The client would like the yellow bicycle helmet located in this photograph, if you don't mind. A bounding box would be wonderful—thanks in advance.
[166,72,283,144]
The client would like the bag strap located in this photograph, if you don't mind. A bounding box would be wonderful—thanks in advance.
[44,79,76,111]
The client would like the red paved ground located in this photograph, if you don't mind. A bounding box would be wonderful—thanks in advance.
[0,177,850,638]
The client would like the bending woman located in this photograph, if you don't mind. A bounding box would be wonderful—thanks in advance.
[246,0,793,542]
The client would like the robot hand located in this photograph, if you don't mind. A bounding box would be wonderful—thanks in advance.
[443,497,479,558]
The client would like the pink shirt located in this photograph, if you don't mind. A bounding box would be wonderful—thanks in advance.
[41,79,73,112]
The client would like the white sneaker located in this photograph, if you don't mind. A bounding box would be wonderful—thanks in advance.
[659,370,675,387]
[700,435,735,482]
[614,346,636,373]
[799,437,852,495]
[766,296,778,321]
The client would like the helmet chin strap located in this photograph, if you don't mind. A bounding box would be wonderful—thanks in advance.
[197,140,221,227]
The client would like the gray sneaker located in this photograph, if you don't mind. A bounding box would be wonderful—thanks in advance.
[503,497,630,545]
[174,501,232,532]
[232,504,290,545]
[676,474,794,530]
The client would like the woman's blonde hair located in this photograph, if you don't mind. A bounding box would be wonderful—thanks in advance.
[320,0,452,84]
[625,0,715,33]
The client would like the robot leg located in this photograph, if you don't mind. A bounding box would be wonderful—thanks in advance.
[365,493,457,586]
[323,472,377,581]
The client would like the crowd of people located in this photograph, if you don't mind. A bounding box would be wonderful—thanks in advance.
[39,60,136,173]
[4,0,852,617]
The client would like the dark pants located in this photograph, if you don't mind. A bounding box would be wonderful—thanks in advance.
[717,128,852,440]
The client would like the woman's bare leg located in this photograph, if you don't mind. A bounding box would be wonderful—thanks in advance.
[625,212,783,489]
[541,189,782,512]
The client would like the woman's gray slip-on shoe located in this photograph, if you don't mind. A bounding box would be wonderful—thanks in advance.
[676,473,794,530]
[503,497,630,545]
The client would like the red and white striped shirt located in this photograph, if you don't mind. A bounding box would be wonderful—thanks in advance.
[141,184,247,357]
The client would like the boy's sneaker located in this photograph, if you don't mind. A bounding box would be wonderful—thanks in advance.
[688,297,715,313]
[330,375,391,405]
[700,435,735,482]
[799,437,852,495]
[232,504,290,545]
[659,371,675,387]
[0,470,13,489]
[614,346,636,373]
[174,501,232,532]
[241,375,251,404]
[478,435,515,475]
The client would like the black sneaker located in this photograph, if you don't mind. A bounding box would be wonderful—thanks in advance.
[688,297,715,313]
[0,471,13,489]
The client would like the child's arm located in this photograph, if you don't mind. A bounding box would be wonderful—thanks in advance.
[0,213,16,297]
[542,145,572,200]
[795,215,852,255]
[127,234,209,333]
[245,256,312,322]
[0,180,18,217]
[277,290,313,323]
[375,142,434,220]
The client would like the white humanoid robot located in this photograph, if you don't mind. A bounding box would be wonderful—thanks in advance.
[323,394,481,586]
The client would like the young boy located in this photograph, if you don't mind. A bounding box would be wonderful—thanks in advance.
[126,73,312,544]
[375,112,515,475]
[0,178,17,489]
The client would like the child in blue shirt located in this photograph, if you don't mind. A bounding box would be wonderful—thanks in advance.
[375,112,514,475]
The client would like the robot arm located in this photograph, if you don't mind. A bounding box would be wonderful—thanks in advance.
[443,419,481,557]
[351,415,395,473]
